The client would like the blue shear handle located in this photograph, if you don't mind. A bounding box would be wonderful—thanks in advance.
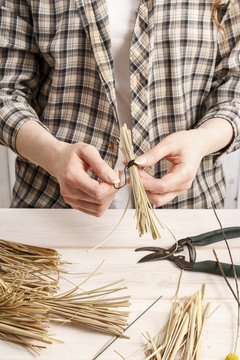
[192,260,240,277]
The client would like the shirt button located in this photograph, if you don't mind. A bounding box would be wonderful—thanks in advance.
[108,142,114,150]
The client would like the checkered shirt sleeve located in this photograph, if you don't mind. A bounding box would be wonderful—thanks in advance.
[0,3,49,152]
[197,0,240,154]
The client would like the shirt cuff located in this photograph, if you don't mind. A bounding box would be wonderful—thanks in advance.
[0,100,49,155]
[196,105,240,155]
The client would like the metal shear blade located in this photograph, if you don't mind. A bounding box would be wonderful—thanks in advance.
[135,246,182,263]
[135,239,196,271]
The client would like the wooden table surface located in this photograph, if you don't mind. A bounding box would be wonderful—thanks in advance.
[0,209,239,360]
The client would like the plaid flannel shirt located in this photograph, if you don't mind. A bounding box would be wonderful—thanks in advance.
[0,0,240,209]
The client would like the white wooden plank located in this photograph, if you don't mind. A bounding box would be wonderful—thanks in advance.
[0,208,238,248]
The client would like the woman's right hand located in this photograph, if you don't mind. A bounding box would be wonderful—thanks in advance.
[52,141,120,216]
[16,120,120,217]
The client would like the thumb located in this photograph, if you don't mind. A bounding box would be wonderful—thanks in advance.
[135,143,170,167]
[78,144,120,185]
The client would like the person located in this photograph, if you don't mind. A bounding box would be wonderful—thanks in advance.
[0,0,239,217]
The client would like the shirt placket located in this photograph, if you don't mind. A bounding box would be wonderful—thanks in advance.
[75,0,121,169]
[130,0,152,174]
[76,0,118,122]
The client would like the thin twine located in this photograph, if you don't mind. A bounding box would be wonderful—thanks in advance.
[114,159,137,189]
[91,294,163,360]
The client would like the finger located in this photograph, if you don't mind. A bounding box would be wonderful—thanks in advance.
[63,164,119,199]
[74,206,101,217]
[139,165,193,193]
[62,180,118,203]
[146,190,183,207]
[64,191,115,208]
[62,188,97,203]
[135,141,174,167]
[72,203,107,217]
[77,144,120,185]
[62,165,122,202]
[71,195,114,217]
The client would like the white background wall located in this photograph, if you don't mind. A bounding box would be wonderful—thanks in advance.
[0,146,15,207]
[221,150,240,208]
[0,145,240,208]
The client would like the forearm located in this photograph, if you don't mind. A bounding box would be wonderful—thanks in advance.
[196,118,234,157]
[16,120,65,177]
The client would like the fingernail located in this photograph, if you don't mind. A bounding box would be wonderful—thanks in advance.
[107,173,120,184]
[135,157,146,166]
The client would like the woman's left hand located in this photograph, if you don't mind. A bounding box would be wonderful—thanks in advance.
[134,129,210,207]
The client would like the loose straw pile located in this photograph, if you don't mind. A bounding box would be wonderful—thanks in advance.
[142,285,211,359]
[0,238,130,354]
[115,272,216,360]
[120,124,165,240]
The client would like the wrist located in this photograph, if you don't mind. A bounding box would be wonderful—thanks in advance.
[16,120,68,177]
[196,118,234,157]
[47,140,70,178]
[41,138,69,178]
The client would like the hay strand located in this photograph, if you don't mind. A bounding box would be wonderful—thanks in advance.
[0,238,130,354]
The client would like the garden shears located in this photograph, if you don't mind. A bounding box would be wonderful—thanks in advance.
[135,227,240,277]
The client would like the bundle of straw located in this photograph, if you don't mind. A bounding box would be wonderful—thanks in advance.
[142,285,211,360]
[0,238,63,296]
[115,273,216,360]
[90,125,173,251]
[120,124,165,240]
[0,238,130,354]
